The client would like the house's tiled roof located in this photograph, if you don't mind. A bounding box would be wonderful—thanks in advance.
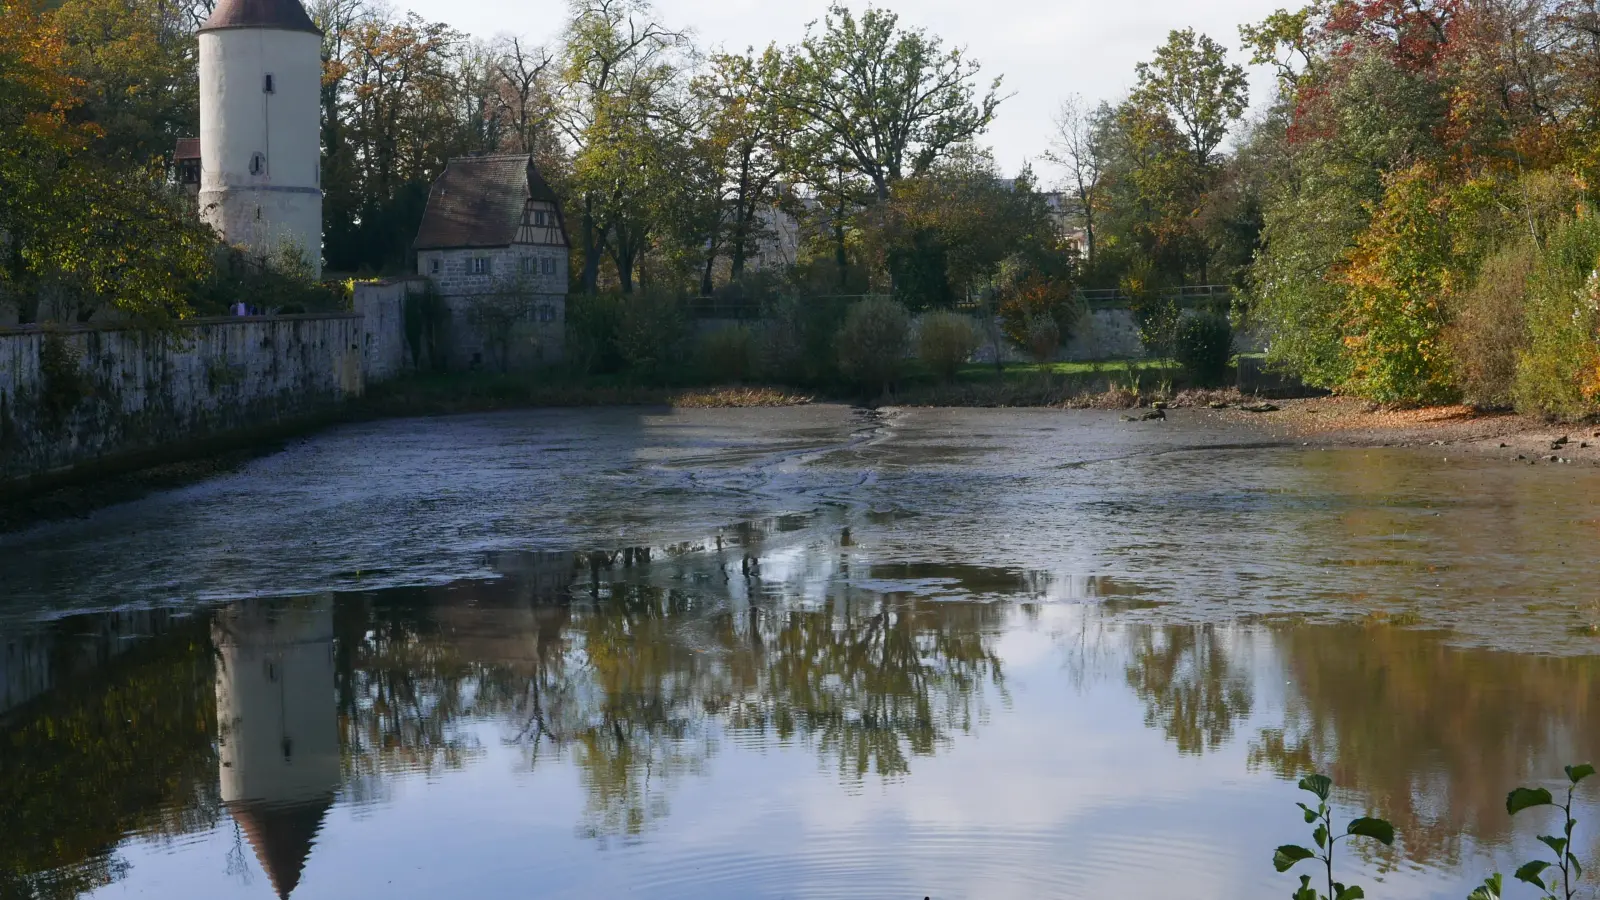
[412,154,567,251]
[198,0,320,34]
[175,138,200,160]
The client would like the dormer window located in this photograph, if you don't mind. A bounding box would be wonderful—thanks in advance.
[263,73,275,94]
[533,210,547,227]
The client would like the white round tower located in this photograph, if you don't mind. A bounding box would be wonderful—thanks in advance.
[197,0,324,277]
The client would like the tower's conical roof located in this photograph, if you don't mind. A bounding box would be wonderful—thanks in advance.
[228,795,335,899]
[198,0,320,34]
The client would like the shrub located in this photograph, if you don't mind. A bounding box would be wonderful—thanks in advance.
[1121,262,1181,358]
[759,293,850,385]
[836,297,911,393]
[997,273,1079,348]
[614,289,687,376]
[1337,163,1458,405]
[1515,215,1600,419]
[917,312,980,381]
[1022,314,1061,364]
[565,292,625,374]
[404,280,450,372]
[1174,312,1234,386]
[697,325,756,383]
[1446,239,1533,409]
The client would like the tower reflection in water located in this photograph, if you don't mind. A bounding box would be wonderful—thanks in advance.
[213,597,339,900]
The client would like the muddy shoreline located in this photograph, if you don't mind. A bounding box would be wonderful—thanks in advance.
[1213,396,1600,466]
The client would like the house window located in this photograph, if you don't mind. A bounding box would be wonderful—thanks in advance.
[472,257,490,275]
[263,73,275,94]
[429,258,440,275]
[520,257,533,275]
[178,159,200,185]
[534,210,547,227]
[541,257,555,276]
[538,304,556,323]
[249,152,266,176]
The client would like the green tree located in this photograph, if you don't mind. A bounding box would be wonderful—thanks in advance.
[1,0,213,324]
[784,3,1003,202]
[688,47,793,292]
[51,0,201,174]
[557,0,688,294]
[1132,28,1249,172]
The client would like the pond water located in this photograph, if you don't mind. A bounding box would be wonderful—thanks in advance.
[2,406,1598,899]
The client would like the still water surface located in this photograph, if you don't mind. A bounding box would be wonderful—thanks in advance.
[2,406,1598,899]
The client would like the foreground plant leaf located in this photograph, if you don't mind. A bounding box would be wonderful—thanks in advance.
[1274,844,1316,872]
[1507,787,1554,815]
[1346,817,1395,845]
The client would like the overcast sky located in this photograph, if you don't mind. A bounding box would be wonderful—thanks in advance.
[401,0,1289,183]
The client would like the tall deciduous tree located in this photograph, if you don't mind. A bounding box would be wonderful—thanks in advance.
[688,47,792,292]
[1046,94,1112,264]
[557,0,687,293]
[784,3,1003,201]
[52,0,201,174]
[1131,28,1249,172]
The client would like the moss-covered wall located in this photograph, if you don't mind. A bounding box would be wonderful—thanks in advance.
[0,315,368,485]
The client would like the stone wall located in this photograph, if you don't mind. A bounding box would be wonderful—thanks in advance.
[410,249,568,370]
[0,315,366,486]
[352,278,415,381]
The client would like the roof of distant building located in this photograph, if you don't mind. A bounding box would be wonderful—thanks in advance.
[175,138,201,161]
[412,154,568,251]
[198,0,320,35]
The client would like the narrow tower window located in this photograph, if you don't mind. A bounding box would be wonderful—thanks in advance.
[263,73,275,94]
[249,152,266,176]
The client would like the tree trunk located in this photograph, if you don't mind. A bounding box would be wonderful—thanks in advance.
[580,200,604,294]
[730,225,748,281]
[700,251,716,297]
[834,221,848,291]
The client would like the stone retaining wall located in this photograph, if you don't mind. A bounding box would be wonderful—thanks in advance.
[0,315,368,486]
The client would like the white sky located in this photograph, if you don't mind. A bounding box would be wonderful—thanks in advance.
[400,0,1289,183]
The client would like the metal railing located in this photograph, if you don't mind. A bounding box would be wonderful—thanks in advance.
[685,286,1234,319]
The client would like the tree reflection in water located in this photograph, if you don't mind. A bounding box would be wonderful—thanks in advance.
[313,551,1009,841]
[10,539,1600,898]
[1123,623,1254,755]
[1248,621,1600,868]
[0,610,219,899]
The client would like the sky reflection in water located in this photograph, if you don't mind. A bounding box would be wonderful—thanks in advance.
[2,406,1599,899]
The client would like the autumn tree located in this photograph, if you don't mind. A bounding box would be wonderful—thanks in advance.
[1,0,212,324]
[866,150,1064,311]
[320,9,494,272]
[51,0,202,175]
[1091,29,1250,286]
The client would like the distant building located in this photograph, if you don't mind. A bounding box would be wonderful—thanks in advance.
[413,154,570,369]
